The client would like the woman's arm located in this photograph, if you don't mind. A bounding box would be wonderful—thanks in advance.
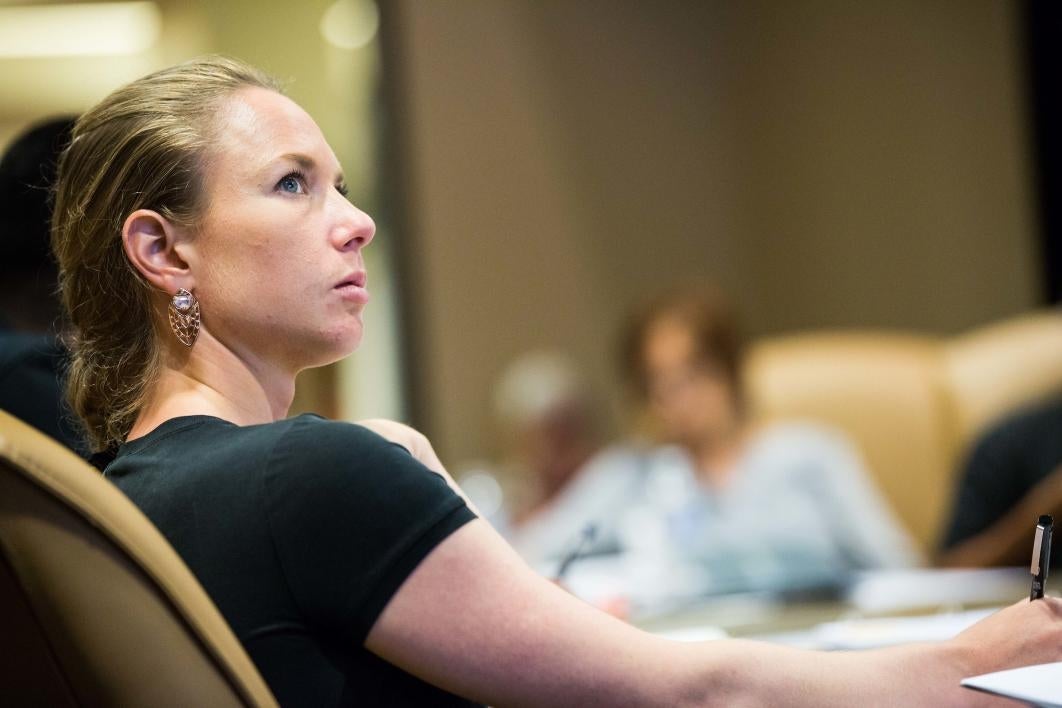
[938,464,1062,567]
[360,422,1062,705]
[367,516,1062,707]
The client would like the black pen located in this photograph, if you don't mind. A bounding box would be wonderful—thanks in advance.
[1030,514,1053,600]
[555,524,598,582]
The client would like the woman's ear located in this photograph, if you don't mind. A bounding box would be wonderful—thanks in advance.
[122,209,193,293]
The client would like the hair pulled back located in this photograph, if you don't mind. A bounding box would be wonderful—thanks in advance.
[51,56,281,452]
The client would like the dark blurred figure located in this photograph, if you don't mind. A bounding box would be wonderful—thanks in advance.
[939,397,1062,569]
[0,116,86,454]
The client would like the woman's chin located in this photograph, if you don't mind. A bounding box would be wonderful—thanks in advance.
[253,321,363,371]
[315,326,363,365]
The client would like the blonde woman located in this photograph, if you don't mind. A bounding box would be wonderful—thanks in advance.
[52,56,1062,707]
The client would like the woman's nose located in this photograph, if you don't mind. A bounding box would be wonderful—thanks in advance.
[333,200,376,251]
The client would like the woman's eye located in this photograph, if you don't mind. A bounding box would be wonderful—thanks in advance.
[277,173,305,194]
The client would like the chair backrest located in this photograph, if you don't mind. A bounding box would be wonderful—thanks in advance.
[942,311,1062,447]
[0,409,278,707]
[745,332,954,552]
[744,309,1062,554]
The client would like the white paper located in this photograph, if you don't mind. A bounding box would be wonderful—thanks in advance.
[811,608,996,650]
[654,625,729,642]
[961,662,1062,707]
[846,568,1027,614]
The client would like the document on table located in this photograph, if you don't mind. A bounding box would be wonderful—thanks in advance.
[653,625,729,642]
[961,662,1062,707]
[810,608,997,650]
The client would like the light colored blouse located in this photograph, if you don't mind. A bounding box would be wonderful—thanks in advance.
[508,422,920,593]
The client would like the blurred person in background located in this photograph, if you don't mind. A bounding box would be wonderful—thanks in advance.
[0,116,85,454]
[618,286,920,591]
[938,395,1062,569]
[492,350,645,566]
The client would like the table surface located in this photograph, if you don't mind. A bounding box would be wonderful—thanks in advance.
[634,567,1058,648]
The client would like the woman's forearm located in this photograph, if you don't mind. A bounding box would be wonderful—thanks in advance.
[690,597,1062,708]
[686,639,971,708]
[370,517,1062,707]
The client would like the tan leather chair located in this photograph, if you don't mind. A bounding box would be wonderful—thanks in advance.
[745,310,1062,555]
[0,410,278,707]
[745,332,953,555]
[942,312,1062,448]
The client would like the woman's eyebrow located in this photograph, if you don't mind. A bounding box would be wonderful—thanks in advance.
[275,152,346,185]
[276,152,316,170]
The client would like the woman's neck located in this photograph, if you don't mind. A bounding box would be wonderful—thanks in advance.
[127,330,296,441]
[688,421,746,490]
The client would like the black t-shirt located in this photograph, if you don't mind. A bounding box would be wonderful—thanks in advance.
[105,414,480,707]
[0,328,85,455]
[940,398,1062,567]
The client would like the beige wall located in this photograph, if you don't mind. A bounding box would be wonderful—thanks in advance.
[385,0,1039,465]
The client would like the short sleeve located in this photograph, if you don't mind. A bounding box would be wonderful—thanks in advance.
[262,416,476,643]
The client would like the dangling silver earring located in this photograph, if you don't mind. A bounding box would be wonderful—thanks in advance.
[168,288,200,347]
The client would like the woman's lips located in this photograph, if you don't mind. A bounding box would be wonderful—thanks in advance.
[334,273,369,304]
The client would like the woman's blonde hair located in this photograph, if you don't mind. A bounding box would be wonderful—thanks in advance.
[51,56,281,452]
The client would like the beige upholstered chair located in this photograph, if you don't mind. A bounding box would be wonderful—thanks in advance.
[745,310,1062,554]
[942,312,1062,448]
[0,409,277,707]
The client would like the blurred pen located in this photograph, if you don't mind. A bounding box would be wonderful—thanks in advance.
[555,524,598,582]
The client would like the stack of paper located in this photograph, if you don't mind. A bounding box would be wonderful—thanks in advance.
[962,662,1062,707]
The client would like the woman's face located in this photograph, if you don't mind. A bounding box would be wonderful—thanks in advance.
[642,318,737,446]
[186,87,374,371]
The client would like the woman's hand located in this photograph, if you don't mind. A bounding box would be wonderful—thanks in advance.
[951,596,1062,680]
